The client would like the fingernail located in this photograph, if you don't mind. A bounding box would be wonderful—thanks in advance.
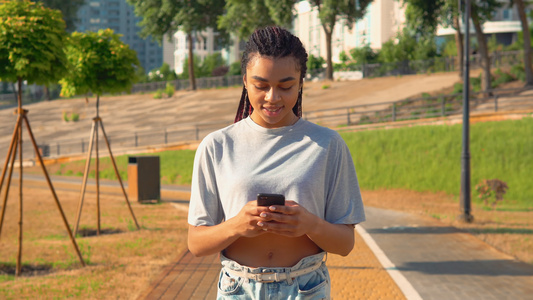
[257,222,264,227]
[260,212,267,217]
[269,206,276,211]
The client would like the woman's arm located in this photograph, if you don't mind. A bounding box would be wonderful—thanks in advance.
[257,200,355,256]
[188,201,270,257]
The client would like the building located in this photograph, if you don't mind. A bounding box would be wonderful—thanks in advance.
[437,4,531,46]
[76,0,163,73]
[173,28,226,75]
[293,0,405,63]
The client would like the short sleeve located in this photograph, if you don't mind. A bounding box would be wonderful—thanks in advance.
[324,136,365,225]
[188,136,224,226]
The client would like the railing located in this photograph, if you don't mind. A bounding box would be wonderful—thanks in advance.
[303,87,533,127]
[338,50,523,78]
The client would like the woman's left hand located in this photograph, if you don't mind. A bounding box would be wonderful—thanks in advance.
[257,200,319,237]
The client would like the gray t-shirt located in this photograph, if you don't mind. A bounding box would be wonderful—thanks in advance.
[188,117,365,226]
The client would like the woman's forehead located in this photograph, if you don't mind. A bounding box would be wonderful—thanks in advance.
[246,55,301,78]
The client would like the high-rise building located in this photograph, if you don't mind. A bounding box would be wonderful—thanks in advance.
[75,0,163,73]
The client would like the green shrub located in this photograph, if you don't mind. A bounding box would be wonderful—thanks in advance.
[321,84,330,89]
[165,82,175,97]
[471,75,481,92]
[491,69,515,88]
[153,89,163,99]
[510,64,525,82]
[70,112,79,122]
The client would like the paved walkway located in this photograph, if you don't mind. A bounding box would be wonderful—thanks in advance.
[13,174,533,299]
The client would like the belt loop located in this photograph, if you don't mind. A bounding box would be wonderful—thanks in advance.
[243,267,249,283]
[286,268,294,285]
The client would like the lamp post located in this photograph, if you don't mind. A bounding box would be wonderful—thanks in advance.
[460,0,474,223]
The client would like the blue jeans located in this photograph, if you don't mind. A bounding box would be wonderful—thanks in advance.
[217,252,330,299]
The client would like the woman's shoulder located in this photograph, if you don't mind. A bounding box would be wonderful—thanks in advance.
[199,120,247,147]
[298,119,344,143]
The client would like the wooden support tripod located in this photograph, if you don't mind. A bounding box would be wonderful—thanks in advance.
[73,95,140,236]
[0,103,86,276]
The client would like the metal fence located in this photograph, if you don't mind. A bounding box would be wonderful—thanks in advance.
[342,50,523,78]
[303,87,533,127]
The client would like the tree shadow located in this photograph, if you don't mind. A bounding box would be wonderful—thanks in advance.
[396,260,533,276]
[466,227,533,235]
[76,227,123,237]
[0,262,53,277]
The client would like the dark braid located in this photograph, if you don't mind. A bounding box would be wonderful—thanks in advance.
[234,26,308,123]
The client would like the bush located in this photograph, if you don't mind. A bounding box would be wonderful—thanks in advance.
[475,179,509,207]
[153,89,163,99]
[228,61,241,76]
[510,64,525,82]
[165,82,175,98]
[70,112,79,122]
[491,69,515,88]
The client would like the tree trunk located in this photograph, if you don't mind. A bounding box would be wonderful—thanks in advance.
[515,0,533,86]
[44,85,50,101]
[187,33,197,91]
[322,25,334,81]
[471,6,491,95]
[17,78,22,109]
[453,14,464,79]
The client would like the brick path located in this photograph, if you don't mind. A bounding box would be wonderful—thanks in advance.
[138,229,406,300]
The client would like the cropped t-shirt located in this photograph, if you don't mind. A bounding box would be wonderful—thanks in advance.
[188,117,365,226]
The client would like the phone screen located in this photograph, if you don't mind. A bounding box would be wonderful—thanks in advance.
[257,193,285,206]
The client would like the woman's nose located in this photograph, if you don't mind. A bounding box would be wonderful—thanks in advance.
[265,88,280,102]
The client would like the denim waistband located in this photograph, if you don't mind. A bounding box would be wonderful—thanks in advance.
[220,251,326,274]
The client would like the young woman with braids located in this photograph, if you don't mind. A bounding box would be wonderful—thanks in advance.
[188,26,365,299]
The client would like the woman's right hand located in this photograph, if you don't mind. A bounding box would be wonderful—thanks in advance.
[229,200,271,238]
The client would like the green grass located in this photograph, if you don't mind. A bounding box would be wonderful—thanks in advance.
[341,117,533,208]
[53,150,196,185]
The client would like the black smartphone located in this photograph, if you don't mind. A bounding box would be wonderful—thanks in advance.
[257,193,285,206]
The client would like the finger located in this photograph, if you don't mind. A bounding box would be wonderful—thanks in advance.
[269,204,296,215]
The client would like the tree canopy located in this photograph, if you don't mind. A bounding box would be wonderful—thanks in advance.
[0,0,68,87]
[60,29,140,97]
[218,0,297,40]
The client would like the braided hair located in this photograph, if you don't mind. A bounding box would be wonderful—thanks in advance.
[234,26,308,123]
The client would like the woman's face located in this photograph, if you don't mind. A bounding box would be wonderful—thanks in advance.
[244,55,301,128]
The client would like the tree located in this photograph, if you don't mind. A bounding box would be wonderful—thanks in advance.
[470,0,502,93]
[127,0,226,91]
[60,29,140,99]
[511,0,533,86]
[0,0,85,275]
[218,0,296,40]
[0,0,68,106]
[36,0,86,32]
[309,0,373,80]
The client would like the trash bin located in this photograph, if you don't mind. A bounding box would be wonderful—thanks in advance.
[128,156,160,202]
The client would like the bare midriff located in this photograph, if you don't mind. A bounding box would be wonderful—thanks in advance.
[223,234,322,268]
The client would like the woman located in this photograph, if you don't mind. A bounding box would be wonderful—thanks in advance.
[188,26,365,299]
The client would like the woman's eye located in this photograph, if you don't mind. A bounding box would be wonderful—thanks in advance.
[280,86,293,91]
[254,85,268,90]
